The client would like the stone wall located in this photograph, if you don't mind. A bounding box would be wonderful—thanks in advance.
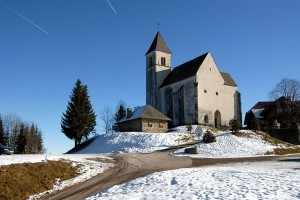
[119,119,142,132]
[141,119,168,132]
[119,119,168,133]
[160,76,196,126]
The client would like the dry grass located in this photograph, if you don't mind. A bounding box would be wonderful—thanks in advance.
[266,147,300,155]
[231,132,245,137]
[0,160,79,200]
[234,131,300,155]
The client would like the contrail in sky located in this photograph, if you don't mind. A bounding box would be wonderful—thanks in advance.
[106,0,117,14]
[0,1,49,35]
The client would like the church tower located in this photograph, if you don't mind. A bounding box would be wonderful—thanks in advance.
[145,32,172,110]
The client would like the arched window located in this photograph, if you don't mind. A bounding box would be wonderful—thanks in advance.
[214,110,221,128]
[204,115,209,123]
[161,57,166,66]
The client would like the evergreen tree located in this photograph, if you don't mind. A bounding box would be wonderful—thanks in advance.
[16,123,26,154]
[113,102,127,131]
[115,104,127,122]
[61,79,97,147]
[25,123,35,154]
[0,115,6,145]
[203,130,216,143]
[229,119,241,134]
[35,125,45,153]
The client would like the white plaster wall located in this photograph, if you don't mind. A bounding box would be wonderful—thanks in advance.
[146,51,171,109]
[196,53,237,126]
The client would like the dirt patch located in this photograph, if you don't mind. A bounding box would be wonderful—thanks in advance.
[0,160,79,200]
[87,157,117,164]
[266,147,300,155]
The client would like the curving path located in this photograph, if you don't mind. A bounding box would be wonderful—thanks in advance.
[45,149,300,200]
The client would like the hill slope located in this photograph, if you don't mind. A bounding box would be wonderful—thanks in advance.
[70,126,296,157]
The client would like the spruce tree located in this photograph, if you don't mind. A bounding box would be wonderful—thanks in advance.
[35,129,44,153]
[0,115,6,145]
[25,123,36,154]
[115,104,127,122]
[229,119,241,134]
[33,124,44,153]
[113,102,127,131]
[16,123,26,154]
[61,79,96,147]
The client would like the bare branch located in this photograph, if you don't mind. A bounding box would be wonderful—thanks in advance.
[100,105,114,134]
[269,78,300,101]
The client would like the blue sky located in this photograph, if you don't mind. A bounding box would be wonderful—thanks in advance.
[1,0,299,154]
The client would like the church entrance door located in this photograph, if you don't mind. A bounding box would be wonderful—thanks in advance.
[214,110,221,128]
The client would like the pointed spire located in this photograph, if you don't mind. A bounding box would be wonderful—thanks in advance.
[145,32,172,55]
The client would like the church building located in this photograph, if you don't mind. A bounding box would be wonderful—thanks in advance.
[146,32,242,128]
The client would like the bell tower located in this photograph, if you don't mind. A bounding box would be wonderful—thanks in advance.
[145,32,172,110]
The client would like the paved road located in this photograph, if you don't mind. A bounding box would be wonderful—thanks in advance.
[45,150,300,200]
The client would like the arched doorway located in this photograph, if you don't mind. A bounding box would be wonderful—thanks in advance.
[214,110,221,128]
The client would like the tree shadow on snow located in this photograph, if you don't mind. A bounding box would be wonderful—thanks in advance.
[278,158,300,163]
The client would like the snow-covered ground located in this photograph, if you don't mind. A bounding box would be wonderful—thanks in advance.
[1,126,299,199]
[75,128,200,154]
[87,160,300,200]
[0,154,114,199]
[75,126,279,158]
[81,127,299,199]
[174,131,277,158]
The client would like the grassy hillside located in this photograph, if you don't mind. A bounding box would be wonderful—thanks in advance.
[0,160,79,200]
[235,131,300,155]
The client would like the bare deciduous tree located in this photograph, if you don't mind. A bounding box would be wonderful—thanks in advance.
[100,105,114,134]
[1,113,45,153]
[3,113,22,150]
[269,78,300,128]
[269,78,300,101]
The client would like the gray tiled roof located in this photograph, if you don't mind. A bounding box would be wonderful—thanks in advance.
[251,102,272,110]
[160,52,209,88]
[145,32,172,55]
[118,105,171,123]
[160,52,238,88]
[220,72,237,87]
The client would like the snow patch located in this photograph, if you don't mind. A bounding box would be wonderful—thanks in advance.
[174,131,276,158]
[75,130,197,154]
[87,161,300,200]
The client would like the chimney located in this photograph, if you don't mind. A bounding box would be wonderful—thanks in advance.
[127,108,133,119]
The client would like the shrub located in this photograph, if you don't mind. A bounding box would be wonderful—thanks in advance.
[229,118,241,134]
[186,124,193,134]
[202,130,216,143]
[184,146,200,154]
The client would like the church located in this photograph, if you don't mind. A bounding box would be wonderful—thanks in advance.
[146,32,242,128]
